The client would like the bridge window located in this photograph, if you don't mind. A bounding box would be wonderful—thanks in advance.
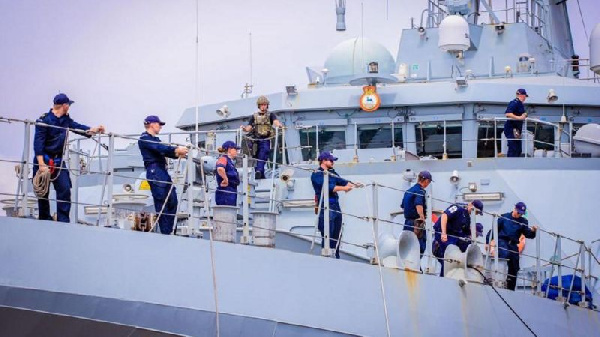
[299,126,346,161]
[415,122,462,158]
[358,124,403,149]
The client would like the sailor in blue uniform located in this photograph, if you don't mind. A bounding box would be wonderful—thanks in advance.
[432,200,483,276]
[33,93,105,223]
[215,141,240,206]
[401,171,433,257]
[504,88,529,157]
[494,202,538,290]
[138,115,188,234]
[310,151,355,259]
[240,96,282,179]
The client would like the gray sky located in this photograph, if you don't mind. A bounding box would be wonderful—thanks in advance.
[0,0,598,195]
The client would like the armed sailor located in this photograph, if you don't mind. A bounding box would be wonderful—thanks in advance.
[400,171,432,258]
[504,88,529,157]
[432,200,483,276]
[494,202,538,290]
[310,151,355,259]
[33,93,105,223]
[215,141,240,206]
[138,115,188,235]
[240,95,282,179]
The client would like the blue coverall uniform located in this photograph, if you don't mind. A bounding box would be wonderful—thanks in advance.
[401,183,428,256]
[33,110,91,223]
[248,112,277,178]
[138,131,179,235]
[495,212,536,290]
[311,168,349,259]
[432,204,472,276]
[215,155,240,206]
[504,98,525,157]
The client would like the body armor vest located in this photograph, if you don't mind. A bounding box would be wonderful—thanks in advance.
[253,112,272,137]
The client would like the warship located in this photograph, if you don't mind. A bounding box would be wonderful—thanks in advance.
[1,0,600,336]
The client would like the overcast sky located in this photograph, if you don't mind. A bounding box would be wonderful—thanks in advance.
[0,0,598,195]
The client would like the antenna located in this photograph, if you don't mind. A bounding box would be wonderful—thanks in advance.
[242,33,254,98]
[194,0,200,137]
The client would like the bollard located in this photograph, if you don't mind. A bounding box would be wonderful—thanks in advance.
[251,211,278,247]
[212,205,239,243]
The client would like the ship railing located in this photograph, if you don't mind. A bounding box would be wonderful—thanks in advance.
[3,116,598,311]
[478,116,574,158]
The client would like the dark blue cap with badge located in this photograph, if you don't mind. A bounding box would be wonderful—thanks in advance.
[54,93,74,105]
[472,199,484,214]
[418,170,433,181]
[515,201,527,214]
[516,88,529,97]
[317,151,338,162]
[144,115,165,125]
[222,140,240,150]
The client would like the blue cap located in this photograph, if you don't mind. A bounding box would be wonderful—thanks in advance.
[472,199,484,214]
[516,88,529,97]
[515,201,527,214]
[317,151,338,162]
[476,223,483,237]
[53,93,74,105]
[418,170,432,181]
[144,115,165,125]
[222,140,240,150]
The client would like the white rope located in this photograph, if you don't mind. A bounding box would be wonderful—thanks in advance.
[365,186,392,337]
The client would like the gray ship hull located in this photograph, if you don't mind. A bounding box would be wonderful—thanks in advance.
[0,217,598,336]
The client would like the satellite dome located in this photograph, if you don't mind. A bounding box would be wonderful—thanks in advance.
[324,38,396,85]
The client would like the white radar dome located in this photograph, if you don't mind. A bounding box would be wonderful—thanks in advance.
[590,23,600,75]
[438,15,470,52]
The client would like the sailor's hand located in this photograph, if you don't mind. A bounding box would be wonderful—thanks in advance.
[175,146,189,158]
[96,125,106,134]
[532,225,539,232]
[344,184,354,192]
[38,163,49,173]
[220,179,229,187]
[441,233,448,242]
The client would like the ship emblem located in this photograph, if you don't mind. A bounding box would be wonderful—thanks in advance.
[359,85,381,112]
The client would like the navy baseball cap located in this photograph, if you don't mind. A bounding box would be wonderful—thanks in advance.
[222,140,240,150]
[54,93,74,105]
[472,199,484,214]
[418,170,433,181]
[516,88,529,97]
[515,201,527,214]
[317,151,338,162]
[144,115,165,125]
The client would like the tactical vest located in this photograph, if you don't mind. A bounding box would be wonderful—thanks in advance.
[253,112,272,137]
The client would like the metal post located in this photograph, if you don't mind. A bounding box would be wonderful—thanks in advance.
[524,118,528,158]
[579,243,587,306]
[535,232,542,295]
[315,125,319,161]
[566,243,582,305]
[353,122,358,162]
[442,120,448,160]
[241,155,250,244]
[569,121,573,157]
[281,126,286,166]
[71,139,81,223]
[493,214,500,285]
[106,133,115,227]
[186,145,195,230]
[494,119,498,158]
[372,182,379,239]
[21,122,32,217]
[556,236,564,301]
[268,127,279,212]
[425,184,434,273]
[322,170,331,257]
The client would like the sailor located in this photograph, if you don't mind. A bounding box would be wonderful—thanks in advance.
[215,141,240,206]
[504,88,529,157]
[310,151,355,259]
[432,200,483,276]
[138,115,188,234]
[495,202,538,290]
[33,93,105,223]
[240,95,282,179]
[400,171,432,257]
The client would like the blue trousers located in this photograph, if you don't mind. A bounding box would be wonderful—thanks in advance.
[404,219,426,256]
[33,160,71,223]
[146,165,178,235]
[433,236,468,276]
[255,139,270,177]
[505,129,522,157]
[318,202,342,259]
[215,186,237,206]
